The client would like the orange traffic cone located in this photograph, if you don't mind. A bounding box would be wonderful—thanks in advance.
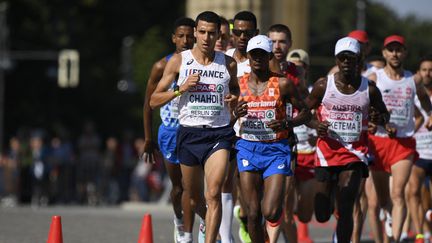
[137,214,153,243]
[297,221,313,243]
[47,215,63,243]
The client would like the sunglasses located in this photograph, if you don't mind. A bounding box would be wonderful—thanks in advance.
[232,29,256,37]
[336,52,358,61]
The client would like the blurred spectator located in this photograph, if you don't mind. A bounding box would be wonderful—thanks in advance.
[30,133,50,207]
[130,138,151,202]
[118,130,137,202]
[100,137,121,204]
[47,135,75,204]
[0,137,20,206]
[77,121,102,205]
[4,125,172,205]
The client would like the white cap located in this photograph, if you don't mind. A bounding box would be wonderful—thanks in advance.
[334,37,360,56]
[247,35,273,53]
[287,49,310,65]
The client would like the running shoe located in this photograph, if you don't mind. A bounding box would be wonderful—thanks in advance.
[198,218,206,243]
[416,234,425,243]
[332,231,338,243]
[379,208,386,221]
[174,219,185,243]
[385,212,393,238]
[234,205,251,243]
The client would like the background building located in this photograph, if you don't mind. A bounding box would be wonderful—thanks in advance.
[186,0,309,50]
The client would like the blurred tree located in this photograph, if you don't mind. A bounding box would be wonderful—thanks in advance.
[4,0,432,148]
[5,0,185,145]
[308,0,432,83]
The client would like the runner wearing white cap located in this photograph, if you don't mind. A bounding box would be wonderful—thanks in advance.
[234,35,311,243]
[306,37,393,243]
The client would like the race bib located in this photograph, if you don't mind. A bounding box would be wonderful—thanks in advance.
[327,111,362,143]
[416,132,432,151]
[294,125,309,142]
[186,83,225,117]
[388,99,411,127]
[241,108,277,141]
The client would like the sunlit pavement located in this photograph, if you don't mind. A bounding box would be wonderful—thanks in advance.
[0,203,373,243]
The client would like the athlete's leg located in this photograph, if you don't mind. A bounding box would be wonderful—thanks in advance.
[390,157,413,242]
[180,164,206,220]
[407,164,426,237]
[371,170,391,209]
[204,149,230,243]
[165,160,195,241]
[239,171,264,242]
[297,178,316,223]
[314,178,334,223]
[219,157,236,242]
[234,169,251,243]
[400,208,411,240]
[165,161,184,219]
[281,176,297,243]
[262,174,286,243]
[365,176,384,243]
[352,178,367,243]
[421,181,432,239]
[296,178,315,243]
[335,164,364,243]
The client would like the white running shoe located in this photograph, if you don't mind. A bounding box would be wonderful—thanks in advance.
[379,208,386,221]
[332,231,338,243]
[174,219,185,243]
[385,212,393,238]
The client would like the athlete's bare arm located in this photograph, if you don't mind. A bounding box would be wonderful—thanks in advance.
[281,77,312,126]
[266,76,312,131]
[368,83,396,137]
[150,54,181,109]
[306,77,327,110]
[415,74,432,113]
[224,55,240,124]
[414,106,424,132]
[142,57,167,162]
[305,77,328,136]
[150,54,200,109]
[414,74,432,130]
[225,56,240,100]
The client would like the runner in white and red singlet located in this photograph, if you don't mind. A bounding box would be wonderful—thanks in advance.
[368,35,432,242]
[306,37,393,243]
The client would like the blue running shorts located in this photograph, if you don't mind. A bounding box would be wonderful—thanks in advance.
[158,124,179,164]
[236,139,293,179]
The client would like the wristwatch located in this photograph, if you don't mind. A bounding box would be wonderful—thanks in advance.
[174,85,182,97]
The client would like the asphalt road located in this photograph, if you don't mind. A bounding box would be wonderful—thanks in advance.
[0,203,371,243]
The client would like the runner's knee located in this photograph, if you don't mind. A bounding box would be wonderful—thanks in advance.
[262,204,282,223]
[390,188,405,205]
[297,211,313,223]
[314,193,332,222]
[205,186,221,206]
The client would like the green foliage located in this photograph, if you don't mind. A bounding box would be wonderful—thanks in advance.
[309,0,432,82]
[132,26,170,95]
[5,0,185,142]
